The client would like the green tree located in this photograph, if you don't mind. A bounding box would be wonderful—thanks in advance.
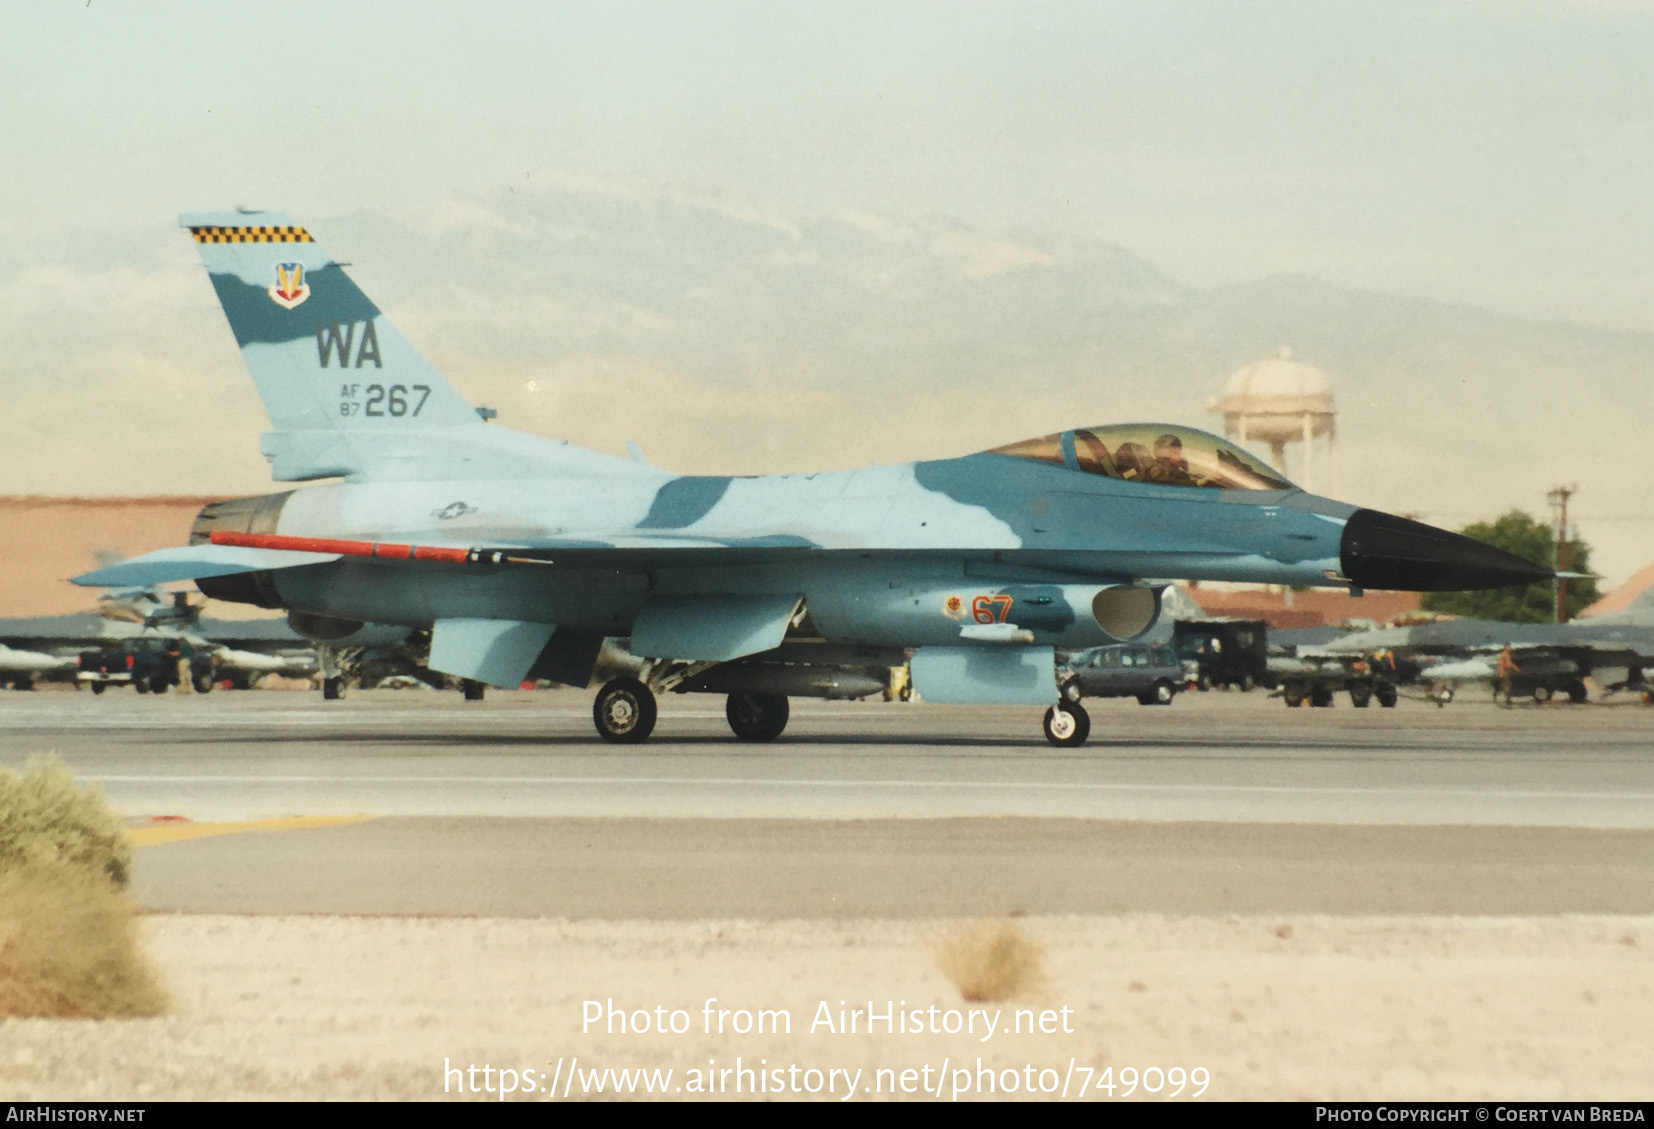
[1420,509,1599,622]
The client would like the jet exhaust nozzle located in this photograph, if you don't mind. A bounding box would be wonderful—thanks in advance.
[1340,509,1554,592]
[188,491,296,608]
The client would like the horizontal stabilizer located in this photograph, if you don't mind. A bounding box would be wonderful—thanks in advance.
[910,646,1057,704]
[630,595,803,662]
[71,545,341,588]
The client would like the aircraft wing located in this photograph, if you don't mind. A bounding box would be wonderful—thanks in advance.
[1418,657,1498,681]
[71,544,342,588]
[156,530,1140,582]
[1323,616,1654,659]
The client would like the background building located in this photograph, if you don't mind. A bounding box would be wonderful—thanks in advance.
[0,496,221,617]
[1209,347,1338,495]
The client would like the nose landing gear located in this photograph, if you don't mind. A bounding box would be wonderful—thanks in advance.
[1043,701,1091,747]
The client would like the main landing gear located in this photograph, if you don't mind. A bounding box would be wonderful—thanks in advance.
[1043,701,1090,747]
[592,677,658,743]
[589,679,794,743]
[726,692,789,741]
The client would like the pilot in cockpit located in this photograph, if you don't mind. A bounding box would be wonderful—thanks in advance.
[1113,442,1148,480]
[1147,433,1198,487]
[988,424,1293,492]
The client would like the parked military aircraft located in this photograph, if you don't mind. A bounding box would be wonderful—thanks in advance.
[0,643,74,689]
[1317,593,1654,704]
[73,212,1552,744]
[0,584,403,692]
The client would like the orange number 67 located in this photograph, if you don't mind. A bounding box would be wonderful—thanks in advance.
[971,594,1014,624]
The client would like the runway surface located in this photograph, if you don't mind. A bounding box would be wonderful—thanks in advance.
[3,687,1651,917]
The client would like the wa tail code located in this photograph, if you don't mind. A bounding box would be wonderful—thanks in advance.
[316,321,382,368]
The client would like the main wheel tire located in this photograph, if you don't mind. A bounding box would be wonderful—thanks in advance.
[726,692,789,741]
[462,679,486,701]
[322,676,345,701]
[1043,702,1090,747]
[594,677,657,743]
[1138,680,1175,706]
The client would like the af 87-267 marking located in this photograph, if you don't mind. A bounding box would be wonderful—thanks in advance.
[338,383,431,418]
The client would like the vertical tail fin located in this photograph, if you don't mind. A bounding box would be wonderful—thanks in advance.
[181,210,481,480]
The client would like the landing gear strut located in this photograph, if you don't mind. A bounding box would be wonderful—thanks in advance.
[319,644,344,700]
[1043,701,1090,747]
[726,693,789,741]
[593,677,657,743]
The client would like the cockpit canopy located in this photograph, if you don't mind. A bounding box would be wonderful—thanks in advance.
[988,424,1294,492]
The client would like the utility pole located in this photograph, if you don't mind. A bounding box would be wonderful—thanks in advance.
[1547,485,1577,623]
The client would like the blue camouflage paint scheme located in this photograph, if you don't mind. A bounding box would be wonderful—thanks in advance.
[637,476,734,528]
[914,452,1344,563]
[71,210,1551,718]
[993,586,1077,634]
[206,265,380,348]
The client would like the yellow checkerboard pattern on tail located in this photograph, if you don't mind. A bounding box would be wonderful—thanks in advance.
[189,225,314,243]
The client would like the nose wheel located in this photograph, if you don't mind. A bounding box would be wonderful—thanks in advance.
[593,677,657,743]
[1043,702,1090,747]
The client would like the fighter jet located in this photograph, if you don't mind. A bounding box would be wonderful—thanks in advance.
[0,582,409,692]
[0,643,74,689]
[1317,589,1654,704]
[72,211,1552,744]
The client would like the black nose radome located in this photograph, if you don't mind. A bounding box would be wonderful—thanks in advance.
[1340,509,1554,592]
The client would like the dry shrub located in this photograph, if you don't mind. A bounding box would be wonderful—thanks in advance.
[0,757,166,1018]
[0,756,132,888]
[934,920,1045,1003]
[0,868,167,1018]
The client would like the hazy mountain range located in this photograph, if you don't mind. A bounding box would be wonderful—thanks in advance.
[1,176,1647,581]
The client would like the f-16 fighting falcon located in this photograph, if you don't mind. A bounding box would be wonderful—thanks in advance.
[73,211,1553,745]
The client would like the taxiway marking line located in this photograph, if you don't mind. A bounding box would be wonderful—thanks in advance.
[129,813,372,847]
[93,775,1654,804]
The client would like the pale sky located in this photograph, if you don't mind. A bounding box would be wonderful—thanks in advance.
[5,1,1654,328]
[2,1,1652,584]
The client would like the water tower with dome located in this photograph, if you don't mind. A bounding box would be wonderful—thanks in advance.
[1207,347,1337,495]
